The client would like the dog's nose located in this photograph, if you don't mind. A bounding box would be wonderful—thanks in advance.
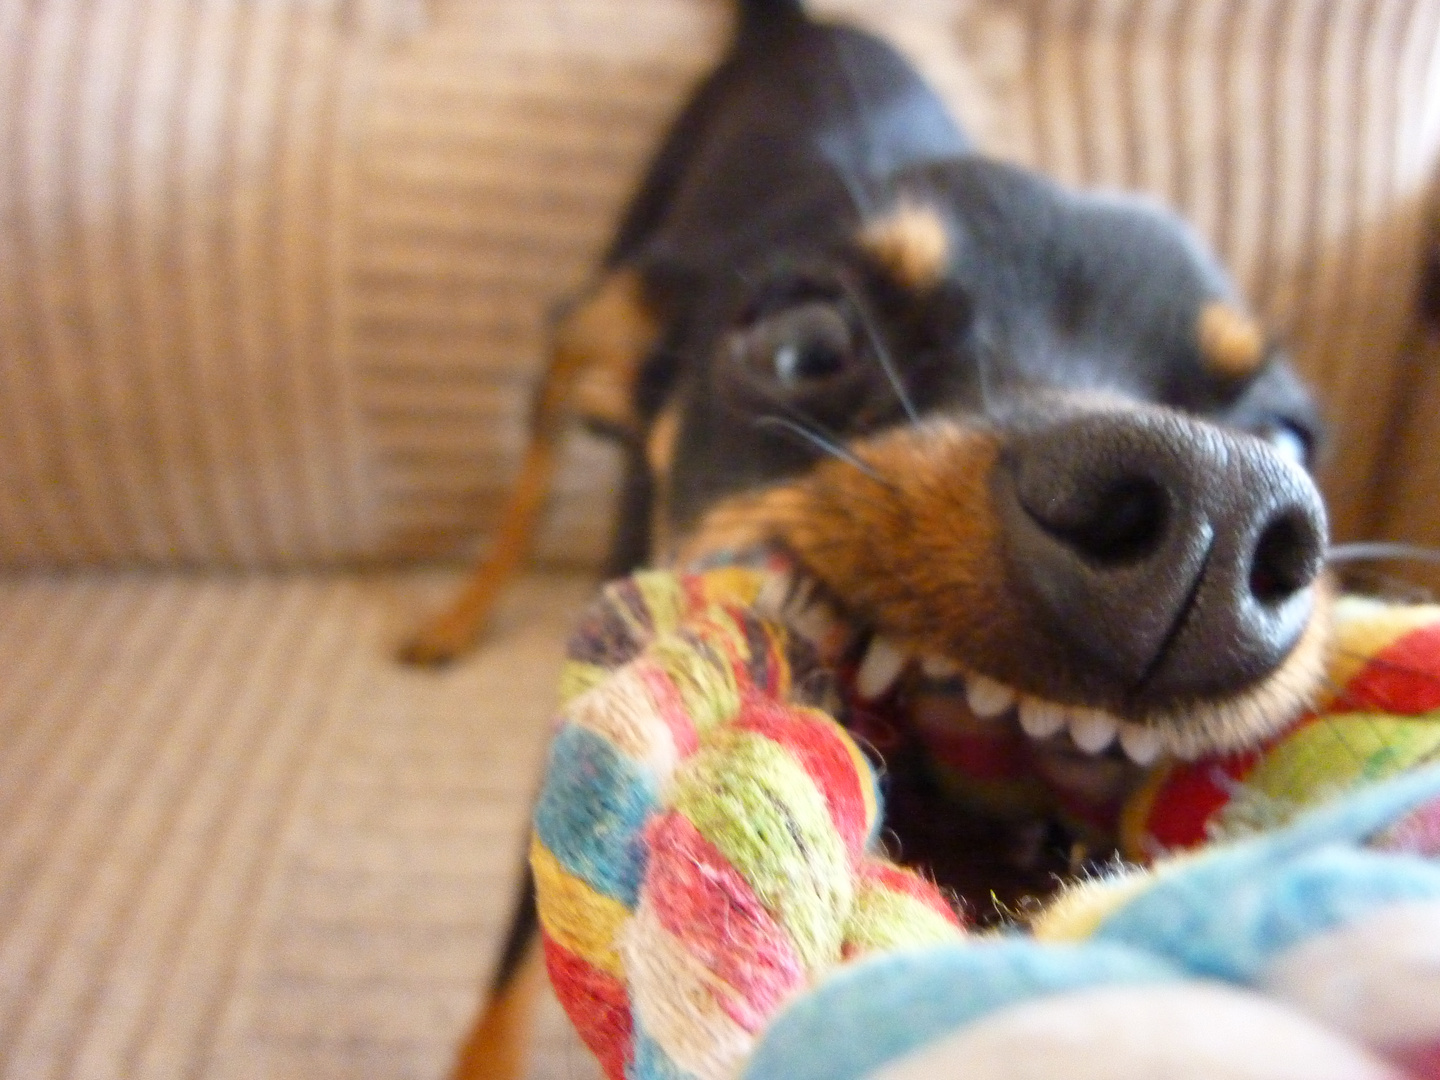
[996,410,1327,702]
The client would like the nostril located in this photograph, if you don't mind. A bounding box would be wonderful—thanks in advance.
[1032,476,1169,567]
[1249,510,1322,605]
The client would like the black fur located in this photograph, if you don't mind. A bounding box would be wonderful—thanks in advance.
[613,7,1316,549]
[488,865,538,994]
[492,0,1327,1008]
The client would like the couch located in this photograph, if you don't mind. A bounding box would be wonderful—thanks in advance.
[2,1,1438,1077]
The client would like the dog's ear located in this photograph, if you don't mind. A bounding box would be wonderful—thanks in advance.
[398,266,662,665]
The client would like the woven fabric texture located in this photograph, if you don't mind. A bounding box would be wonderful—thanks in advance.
[2,0,1438,567]
[0,567,601,1080]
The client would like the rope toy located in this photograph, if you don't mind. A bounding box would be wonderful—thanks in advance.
[530,560,1440,1079]
[530,565,964,1078]
[749,768,1440,1080]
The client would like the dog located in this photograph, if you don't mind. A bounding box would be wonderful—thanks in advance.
[424,1,1332,1075]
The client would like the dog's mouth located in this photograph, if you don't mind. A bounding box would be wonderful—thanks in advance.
[848,628,1156,826]
[737,557,1333,851]
[853,631,1167,767]
[678,410,1333,792]
[769,572,1180,809]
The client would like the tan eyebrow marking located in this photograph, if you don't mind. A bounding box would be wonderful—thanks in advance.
[1197,301,1267,379]
[860,200,950,290]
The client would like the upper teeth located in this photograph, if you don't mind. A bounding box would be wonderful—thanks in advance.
[855,635,908,700]
[920,654,961,679]
[965,674,1016,718]
[754,571,842,648]
[1068,708,1119,754]
[1018,698,1066,739]
[853,637,1171,765]
[1118,722,1163,765]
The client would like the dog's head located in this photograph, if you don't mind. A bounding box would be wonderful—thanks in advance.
[646,156,1328,791]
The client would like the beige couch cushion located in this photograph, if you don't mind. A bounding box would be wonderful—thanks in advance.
[0,567,596,1079]
[2,0,1437,567]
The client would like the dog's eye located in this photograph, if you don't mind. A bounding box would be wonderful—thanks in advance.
[1263,421,1311,467]
[773,339,846,384]
[734,301,856,390]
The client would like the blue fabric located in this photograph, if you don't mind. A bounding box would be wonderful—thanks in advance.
[743,769,1440,1080]
[742,940,1179,1080]
[533,724,655,907]
[1098,846,1440,982]
[1097,766,1440,982]
[628,1024,693,1080]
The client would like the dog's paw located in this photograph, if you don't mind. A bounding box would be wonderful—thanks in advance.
[397,616,476,666]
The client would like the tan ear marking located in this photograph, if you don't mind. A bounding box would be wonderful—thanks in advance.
[559,269,660,436]
[860,200,950,290]
[1197,301,1266,379]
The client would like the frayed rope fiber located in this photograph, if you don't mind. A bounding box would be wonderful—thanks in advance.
[530,568,963,1079]
[531,562,1440,1080]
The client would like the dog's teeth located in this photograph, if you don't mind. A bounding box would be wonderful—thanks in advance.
[920,654,961,679]
[753,572,795,617]
[791,605,839,647]
[1118,723,1163,766]
[1068,708,1119,754]
[755,572,839,648]
[1017,697,1066,739]
[1173,739,1204,762]
[965,674,1016,718]
[856,636,907,700]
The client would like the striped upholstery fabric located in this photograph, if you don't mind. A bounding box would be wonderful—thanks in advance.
[1382,331,1440,591]
[0,2,372,567]
[0,568,599,1080]
[1,0,1438,567]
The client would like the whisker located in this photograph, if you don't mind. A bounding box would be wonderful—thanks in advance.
[1323,715,1370,770]
[820,31,927,427]
[753,415,893,485]
[1249,677,1385,801]
[974,331,999,421]
[1328,542,1440,566]
[1311,646,1440,791]
[823,30,879,217]
[842,279,920,425]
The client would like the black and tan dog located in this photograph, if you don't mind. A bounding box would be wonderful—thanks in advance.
[410,1,1332,1075]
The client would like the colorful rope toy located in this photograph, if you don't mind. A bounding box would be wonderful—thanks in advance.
[529,561,1440,1079]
